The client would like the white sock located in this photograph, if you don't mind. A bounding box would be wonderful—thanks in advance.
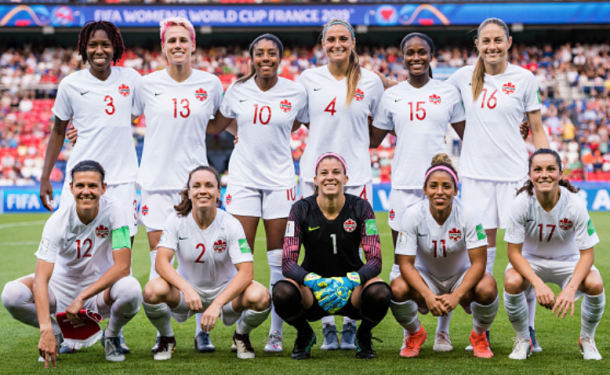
[343,317,357,327]
[267,249,284,336]
[105,277,142,337]
[236,308,271,335]
[486,247,496,276]
[472,297,499,335]
[503,291,529,340]
[321,315,335,326]
[222,301,242,327]
[143,302,174,337]
[390,300,420,334]
[526,288,536,329]
[436,311,453,333]
[149,250,159,280]
[581,291,605,339]
[195,313,203,335]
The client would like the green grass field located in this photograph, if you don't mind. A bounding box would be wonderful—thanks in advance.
[1,212,609,374]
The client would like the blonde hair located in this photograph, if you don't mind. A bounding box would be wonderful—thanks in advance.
[322,19,360,107]
[160,17,195,45]
[472,18,509,101]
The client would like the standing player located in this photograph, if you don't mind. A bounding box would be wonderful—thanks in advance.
[272,153,391,360]
[298,19,384,350]
[142,166,271,360]
[371,33,465,352]
[208,34,307,352]
[2,161,142,367]
[503,149,604,360]
[446,18,549,350]
[390,154,498,359]
[38,20,140,352]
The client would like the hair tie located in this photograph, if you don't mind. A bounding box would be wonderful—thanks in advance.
[315,152,348,175]
[322,21,355,40]
[424,166,458,186]
[249,33,284,59]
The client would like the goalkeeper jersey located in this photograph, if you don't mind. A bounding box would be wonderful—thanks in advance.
[282,194,382,284]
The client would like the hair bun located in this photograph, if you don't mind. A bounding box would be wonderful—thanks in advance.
[431,153,452,166]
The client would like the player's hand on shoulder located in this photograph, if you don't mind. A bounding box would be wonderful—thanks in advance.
[520,120,530,140]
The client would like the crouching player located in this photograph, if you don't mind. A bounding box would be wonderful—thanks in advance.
[142,166,271,360]
[2,161,142,367]
[504,149,604,360]
[390,154,498,358]
[272,153,391,360]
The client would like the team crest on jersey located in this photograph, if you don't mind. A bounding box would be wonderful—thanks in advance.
[354,88,364,102]
[389,209,395,220]
[559,218,573,230]
[213,239,227,253]
[96,225,109,239]
[196,88,208,102]
[118,84,130,97]
[502,82,516,95]
[344,218,357,232]
[142,205,149,216]
[226,194,232,205]
[429,94,441,105]
[280,99,292,113]
[448,227,462,242]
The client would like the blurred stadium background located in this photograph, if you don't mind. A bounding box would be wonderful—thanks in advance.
[0,0,610,214]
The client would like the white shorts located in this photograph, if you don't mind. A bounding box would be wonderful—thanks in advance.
[61,181,139,236]
[506,256,599,300]
[224,184,296,220]
[300,181,373,205]
[461,176,527,230]
[139,189,182,232]
[389,264,468,296]
[387,188,426,231]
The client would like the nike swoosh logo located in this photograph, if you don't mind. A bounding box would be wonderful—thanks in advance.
[80,91,89,96]
[308,226,320,231]
[239,99,247,102]
[417,233,427,237]
[313,88,322,91]
[67,236,76,242]
[155,93,163,96]
[179,236,189,240]
[395,98,403,102]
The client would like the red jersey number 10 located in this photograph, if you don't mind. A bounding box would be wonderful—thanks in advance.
[253,104,272,125]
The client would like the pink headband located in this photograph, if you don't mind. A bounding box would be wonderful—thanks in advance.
[315,153,347,175]
[424,166,458,185]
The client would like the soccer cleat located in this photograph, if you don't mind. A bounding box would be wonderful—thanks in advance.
[264,330,283,353]
[466,330,490,351]
[233,332,255,359]
[291,329,316,360]
[508,338,532,360]
[153,336,176,361]
[194,331,215,353]
[433,331,453,352]
[59,342,77,355]
[580,336,602,360]
[529,327,542,353]
[320,324,339,350]
[151,336,160,353]
[102,332,125,362]
[355,332,380,359]
[119,334,130,354]
[340,322,357,350]
[400,329,408,350]
[231,343,237,352]
[400,325,427,358]
[469,330,493,358]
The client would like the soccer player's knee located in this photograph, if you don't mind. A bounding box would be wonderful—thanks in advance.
[390,277,410,302]
[583,273,604,296]
[1,281,30,315]
[503,271,524,294]
[475,278,498,305]
[362,282,392,307]
[142,279,167,304]
[246,284,271,311]
[272,280,300,306]
[114,277,142,310]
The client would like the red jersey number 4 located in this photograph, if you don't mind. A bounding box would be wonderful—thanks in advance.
[325,97,337,116]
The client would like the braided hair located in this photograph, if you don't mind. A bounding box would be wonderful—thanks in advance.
[77,21,125,65]
[516,148,580,196]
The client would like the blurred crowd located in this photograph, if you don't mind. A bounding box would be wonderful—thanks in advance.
[2,41,610,185]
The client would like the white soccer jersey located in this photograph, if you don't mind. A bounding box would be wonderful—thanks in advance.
[298,66,384,186]
[396,198,488,279]
[504,186,599,261]
[446,63,543,181]
[34,196,131,284]
[373,79,465,189]
[134,69,223,191]
[220,77,307,189]
[158,209,253,291]
[52,67,141,185]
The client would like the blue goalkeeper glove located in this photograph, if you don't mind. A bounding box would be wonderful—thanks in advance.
[324,273,362,314]
[303,273,333,301]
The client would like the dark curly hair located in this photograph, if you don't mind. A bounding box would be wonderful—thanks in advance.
[77,21,125,66]
[516,148,580,196]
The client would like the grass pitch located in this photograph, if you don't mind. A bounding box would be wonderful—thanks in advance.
[0,212,609,374]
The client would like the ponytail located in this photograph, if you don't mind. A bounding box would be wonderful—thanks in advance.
[345,49,361,107]
[236,64,256,84]
[174,166,222,217]
[472,17,510,101]
[516,179,580,196]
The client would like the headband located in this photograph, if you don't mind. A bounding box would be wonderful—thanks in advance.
[315,152,348,175]
[424,166,458,186]
[249,33,284,59]
[322,21,355,40]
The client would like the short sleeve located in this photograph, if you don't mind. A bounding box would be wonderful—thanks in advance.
[295,86,309,124]
[52,78,73,121]
[395,207,419,256]
[109,200,131,250]
[372,90,394,131]
[504,194,529,244]
[132,76,146,116]
[227,218,254,265]
[368,73,385,116]
[34,214,63,263]
[130,70,144,116]
[296,80,310,124]
[448,87,466,124]
[463,205,488,250]
[523,71,542,112]
[211,76,224,115]
[157,214,180,251]
[445,68,464,93]
[573,200,600,250]
[219,83,237,119]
